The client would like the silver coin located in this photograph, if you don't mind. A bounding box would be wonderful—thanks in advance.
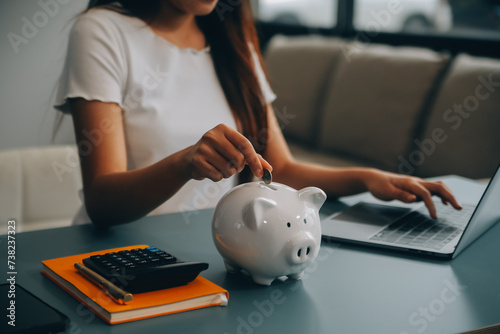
[262,168,272,185]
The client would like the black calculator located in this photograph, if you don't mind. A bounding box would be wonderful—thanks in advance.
[82,246,209,293]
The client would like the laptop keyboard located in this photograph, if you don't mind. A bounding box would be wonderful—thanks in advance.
[369,202,475,250]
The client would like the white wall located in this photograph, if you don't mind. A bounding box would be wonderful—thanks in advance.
[0,0,87,151]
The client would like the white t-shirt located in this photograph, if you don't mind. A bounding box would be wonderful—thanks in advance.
[55,8,276,224]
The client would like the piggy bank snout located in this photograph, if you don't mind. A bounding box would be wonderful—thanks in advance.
[286,233,318,265]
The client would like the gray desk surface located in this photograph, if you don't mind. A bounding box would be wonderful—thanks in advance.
[1,175,499,334]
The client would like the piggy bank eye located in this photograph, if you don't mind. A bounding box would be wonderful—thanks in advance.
[287,222,291,228]
[303,218,307,224]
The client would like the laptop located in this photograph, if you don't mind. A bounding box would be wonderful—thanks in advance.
[321,164,500,259]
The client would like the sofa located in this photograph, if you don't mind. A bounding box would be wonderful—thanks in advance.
[0,146,82,233]
[263,35,500,180]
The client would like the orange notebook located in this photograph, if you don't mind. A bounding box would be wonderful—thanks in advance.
[41,245,228,324]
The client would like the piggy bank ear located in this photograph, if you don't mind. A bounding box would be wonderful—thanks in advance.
[298,187,327,211]
[243,197,277,230]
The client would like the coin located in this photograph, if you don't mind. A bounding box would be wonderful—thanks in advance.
[262,168,272,185]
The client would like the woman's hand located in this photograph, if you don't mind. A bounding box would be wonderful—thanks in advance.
[362,170,462,219]
[183,124,272,182]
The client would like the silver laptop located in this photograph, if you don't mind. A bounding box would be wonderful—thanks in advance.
[321,164,500,259]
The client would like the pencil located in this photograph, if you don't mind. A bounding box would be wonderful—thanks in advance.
[74,262,133,304]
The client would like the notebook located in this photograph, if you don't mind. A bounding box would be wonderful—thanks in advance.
[321,164,500,259]
[41,245,228,324]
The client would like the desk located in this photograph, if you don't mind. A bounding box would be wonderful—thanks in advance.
[2,176,500,333]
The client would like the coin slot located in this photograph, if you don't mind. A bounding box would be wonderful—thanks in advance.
[259,183,277,191]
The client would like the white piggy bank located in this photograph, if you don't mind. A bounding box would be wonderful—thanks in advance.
[212,181,327,285]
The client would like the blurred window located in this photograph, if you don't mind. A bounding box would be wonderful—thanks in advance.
[353,0,500,38]
[448,0,500,38]
[256,0,338,28]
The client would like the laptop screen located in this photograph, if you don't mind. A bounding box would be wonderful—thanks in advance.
[453,164,500,258]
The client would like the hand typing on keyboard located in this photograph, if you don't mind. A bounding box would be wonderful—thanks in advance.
[362,171,462,219]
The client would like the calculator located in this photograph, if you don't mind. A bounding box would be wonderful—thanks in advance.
[82,246,209,293]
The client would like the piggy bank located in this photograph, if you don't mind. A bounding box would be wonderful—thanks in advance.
[212,181,327,285]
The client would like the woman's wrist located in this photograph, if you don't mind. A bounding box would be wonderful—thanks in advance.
[353,167,381,192]
[169,146,193,184]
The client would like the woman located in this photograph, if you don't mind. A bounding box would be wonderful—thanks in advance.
[56,0,461,228]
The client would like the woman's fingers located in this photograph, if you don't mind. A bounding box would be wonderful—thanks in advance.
[394,178,463,219]
[258,154,273,172]
[424,181,462,210]
[390,188,417,203]
[396,179,438,219]
[368,172,462,219]
[188,124,272,181]
[223,125,266,178]
[191,157,224,182]
[209,143,243,176]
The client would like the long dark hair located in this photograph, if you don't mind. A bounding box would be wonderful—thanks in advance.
[86,0,269,183]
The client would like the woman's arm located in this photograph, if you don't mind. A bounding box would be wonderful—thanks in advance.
[71,99,190,227]
[263,105,461,219]
[71,99,270,227]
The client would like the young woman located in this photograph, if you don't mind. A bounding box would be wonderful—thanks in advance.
[56,0,461,228]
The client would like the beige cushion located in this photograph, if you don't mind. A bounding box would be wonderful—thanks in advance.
[318,43,450,171]
[0,150,22,229]
[415,54,500,179]
[264,35,347,144]
[288,141,376,169]
[0,146,82,233]
[21,146,82,223]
